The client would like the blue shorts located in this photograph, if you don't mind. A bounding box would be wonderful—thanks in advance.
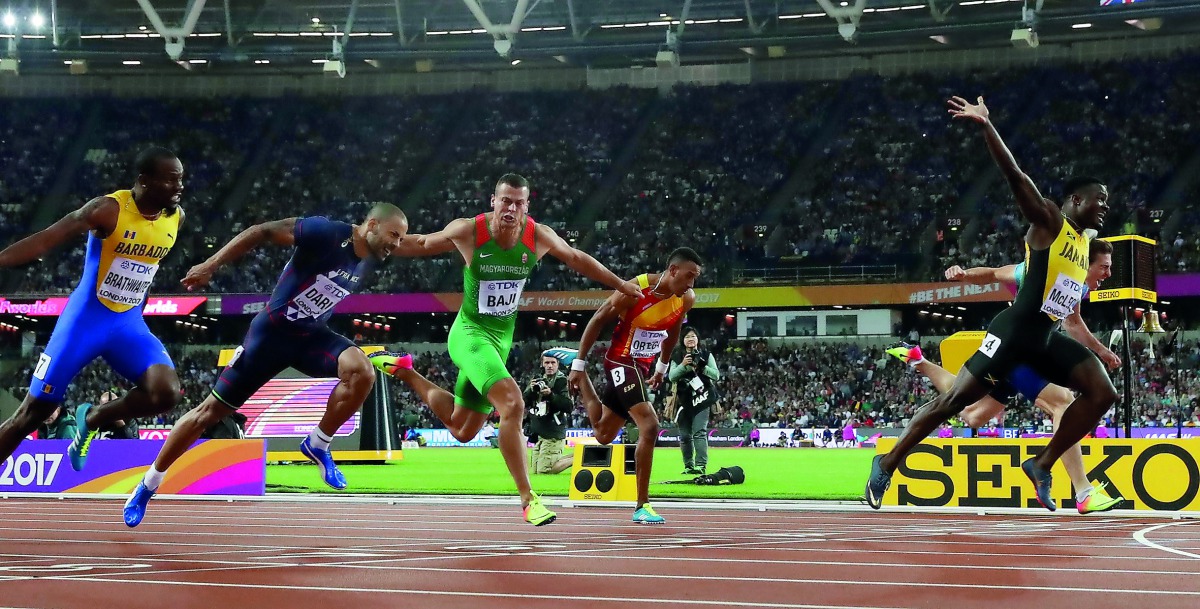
[29,294,174,403]
[989,364,1051,404]
[212,312,356,409]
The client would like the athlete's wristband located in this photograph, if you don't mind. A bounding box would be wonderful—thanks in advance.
[570,359,588,372]
[656,359,670,375]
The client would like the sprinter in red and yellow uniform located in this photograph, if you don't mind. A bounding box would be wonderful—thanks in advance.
[549,247,702,525]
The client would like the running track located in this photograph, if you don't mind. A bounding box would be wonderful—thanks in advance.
[1,497,1199,608]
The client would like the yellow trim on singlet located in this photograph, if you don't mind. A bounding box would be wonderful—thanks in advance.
[94,190,180,312]
[1027,216,1090,322]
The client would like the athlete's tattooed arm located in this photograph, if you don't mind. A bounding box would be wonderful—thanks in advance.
[0,197,119,268]
[180,218,297,291]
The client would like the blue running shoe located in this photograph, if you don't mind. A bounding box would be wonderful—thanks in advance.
[864,454,892,510]
[543,347,578,367]
[1022,457,1057,512]
[67,402,99,471]
[632,504,665,524]
[300,437,347,490]
[123,482,155,528]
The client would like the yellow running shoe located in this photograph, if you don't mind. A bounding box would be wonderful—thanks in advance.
[367,351,413,376]
[885,342,924,366]
[1077,482,1123,514]
[523,492,557,526]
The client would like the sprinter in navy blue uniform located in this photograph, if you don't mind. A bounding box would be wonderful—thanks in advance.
[123,204,412,527]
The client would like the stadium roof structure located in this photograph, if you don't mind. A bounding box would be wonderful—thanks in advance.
[1,0,1199,75]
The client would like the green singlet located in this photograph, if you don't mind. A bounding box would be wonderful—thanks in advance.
[448,213,538,413]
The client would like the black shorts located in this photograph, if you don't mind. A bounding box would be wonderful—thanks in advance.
[601,358,651,420]
[965,307,1094,394]
[213,312,356,409]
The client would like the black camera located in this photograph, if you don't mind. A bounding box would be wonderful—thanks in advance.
[689,350,708,369]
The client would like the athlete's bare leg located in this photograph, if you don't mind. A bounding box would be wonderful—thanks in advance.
[1033,384,1091,494]
[484,378,536,506]
[914,360,958,394]
[394,366,492,443]
[574,370,626,444]
[627,402,660,507]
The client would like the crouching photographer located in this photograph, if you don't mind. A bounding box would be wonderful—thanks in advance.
[667,327,720,475]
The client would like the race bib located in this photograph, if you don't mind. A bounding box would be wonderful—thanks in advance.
[630,328,668,359]
[98,256,159,307]
[288,274,350,320]
[1040,272,1084,319]
[478,279,525,316]
[979,333,1002,358]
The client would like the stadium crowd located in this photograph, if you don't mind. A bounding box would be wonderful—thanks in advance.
[3,54,1199,297]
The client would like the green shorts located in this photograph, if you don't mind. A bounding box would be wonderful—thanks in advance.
[447,315,513,414]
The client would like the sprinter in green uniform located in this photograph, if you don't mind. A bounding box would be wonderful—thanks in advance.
[372,173,640,525]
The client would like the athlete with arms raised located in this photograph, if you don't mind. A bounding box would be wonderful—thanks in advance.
[888,239,1122,513]
[866,96,1117,511]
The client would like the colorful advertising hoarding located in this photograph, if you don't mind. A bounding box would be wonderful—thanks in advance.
[0,439,265,495]
[220,281,1012,314]
[240,378,359,438]
[876,438,1200,511]
[0,296,206,316]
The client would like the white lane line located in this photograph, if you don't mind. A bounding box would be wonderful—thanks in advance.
[518,549,1200,578]
[35,572,1200,598]
[1134,522,1200,560]
[29,577,919,609]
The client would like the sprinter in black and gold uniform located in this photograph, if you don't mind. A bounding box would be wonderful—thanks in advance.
[866,95,1116,512]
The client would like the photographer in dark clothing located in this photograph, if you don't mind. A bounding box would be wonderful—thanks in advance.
[94,391,139,440]
[667,327,720,475]
[37,405,77,440]
[525,352,575,474]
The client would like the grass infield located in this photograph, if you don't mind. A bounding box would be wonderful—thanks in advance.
[267,446,875,500]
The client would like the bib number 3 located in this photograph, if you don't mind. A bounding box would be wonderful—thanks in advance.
[609,366,626,387]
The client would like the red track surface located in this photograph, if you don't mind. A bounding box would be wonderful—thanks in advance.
[1,498,1199,608]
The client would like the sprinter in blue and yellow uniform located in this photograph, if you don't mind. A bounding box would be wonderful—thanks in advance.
[0,147,185,472]
[865,96,1117,512]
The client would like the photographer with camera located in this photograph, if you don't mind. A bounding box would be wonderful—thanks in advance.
[524,351,575,474]
[667,327,720,475]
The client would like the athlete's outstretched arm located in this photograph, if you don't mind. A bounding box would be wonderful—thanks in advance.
[396,218,472,258]
[1063,305,1121,369]
[568,291,634,393]
[181,218,297,291]
[0,197,118,268]
[945,264,1017,286]
[535,224,641,298]
[948,96,1060,233]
